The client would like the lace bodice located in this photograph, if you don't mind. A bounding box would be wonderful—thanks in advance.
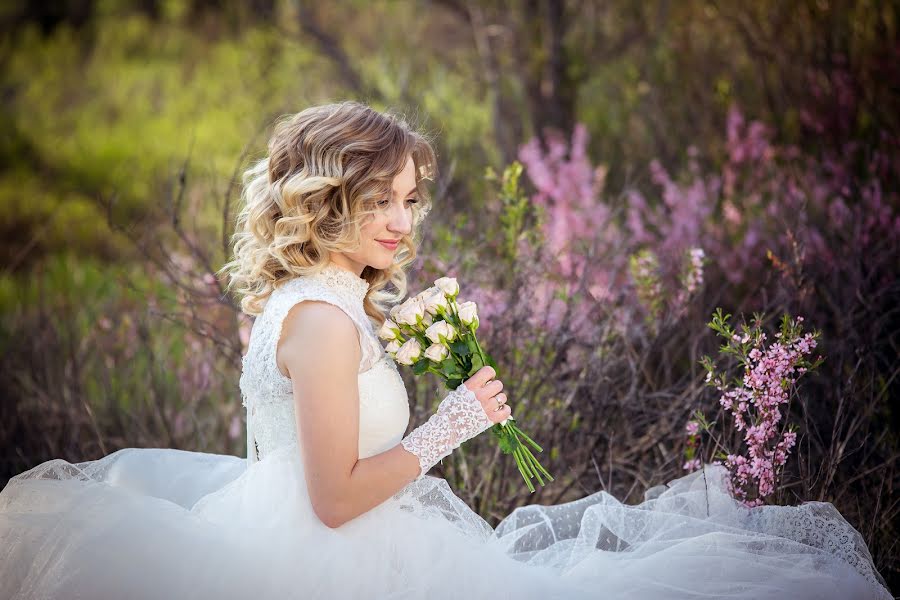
[239,263,410,463]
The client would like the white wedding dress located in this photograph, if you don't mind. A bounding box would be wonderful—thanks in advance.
[0,263,892,600]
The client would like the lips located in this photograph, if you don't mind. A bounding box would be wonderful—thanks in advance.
[377,239,400,250]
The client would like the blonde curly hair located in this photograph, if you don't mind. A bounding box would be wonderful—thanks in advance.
[220,101,437,326]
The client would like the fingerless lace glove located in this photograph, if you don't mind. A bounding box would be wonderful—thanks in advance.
[400,382,495,478]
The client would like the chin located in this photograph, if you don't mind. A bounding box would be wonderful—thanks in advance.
[371,256,394,270]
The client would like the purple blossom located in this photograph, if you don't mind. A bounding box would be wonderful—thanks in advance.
[683,458,701,472]
[707,312,819,506]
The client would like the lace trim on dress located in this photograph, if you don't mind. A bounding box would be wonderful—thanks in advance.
[311,262,371,303]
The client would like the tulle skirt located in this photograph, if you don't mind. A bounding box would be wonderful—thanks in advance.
[0,445,891,600]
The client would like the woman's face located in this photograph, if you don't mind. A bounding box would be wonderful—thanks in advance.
[330,154,418,276]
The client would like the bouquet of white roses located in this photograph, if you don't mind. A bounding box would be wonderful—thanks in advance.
[379,277,553,493]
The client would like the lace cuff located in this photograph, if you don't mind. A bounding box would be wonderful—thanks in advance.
[400,382,495,478]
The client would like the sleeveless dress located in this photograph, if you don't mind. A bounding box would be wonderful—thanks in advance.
[0,263,892,600]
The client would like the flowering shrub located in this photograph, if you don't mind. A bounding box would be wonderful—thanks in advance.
[517,123,617,285]
[625,105,900,287]
[629,246,707,329]
[406,105,896,556]
[697,309,824,507]
[514,125,628,337]
[516,104,898,324]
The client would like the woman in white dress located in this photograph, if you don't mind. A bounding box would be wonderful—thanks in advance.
[0,100,892,600]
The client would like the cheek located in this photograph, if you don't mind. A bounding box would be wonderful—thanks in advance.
[360,219,384,241]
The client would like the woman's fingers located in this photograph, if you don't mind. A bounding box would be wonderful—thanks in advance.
[481,378,503,398]
[464,365,496,393]
[463,366,512,423]
[489,404,512,424]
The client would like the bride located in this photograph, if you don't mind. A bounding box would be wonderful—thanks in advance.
[0,101,892,600]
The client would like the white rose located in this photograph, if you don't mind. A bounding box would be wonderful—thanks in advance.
[424,320,457,345]
[385,339,401,354]
[391,295,420,316]
[415,286,439,303]
[457,300,479,328]
[424,343,448,362]
[395,297,426,327]
[434,277,459,297]
[422,288,450,316]
[389,303,404,321]
[378,319,401,341]
[395,338,423,365]
[422,312,434,326]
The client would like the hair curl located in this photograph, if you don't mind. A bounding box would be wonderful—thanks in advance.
[219,101,437,326]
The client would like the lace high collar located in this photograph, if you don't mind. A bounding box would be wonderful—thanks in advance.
[308,262,371,304]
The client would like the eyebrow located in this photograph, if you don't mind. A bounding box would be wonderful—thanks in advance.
[395,186,417,198]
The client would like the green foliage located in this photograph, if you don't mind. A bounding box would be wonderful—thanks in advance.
[1,12,326,263]
[487,162,536,260]
[628,249,663,328]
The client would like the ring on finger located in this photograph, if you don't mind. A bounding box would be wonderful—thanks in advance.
[495,394,506,411]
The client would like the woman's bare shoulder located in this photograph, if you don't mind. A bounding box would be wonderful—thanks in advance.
[276,300,362,379]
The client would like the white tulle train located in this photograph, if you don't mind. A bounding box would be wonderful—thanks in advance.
[0,444,891,600]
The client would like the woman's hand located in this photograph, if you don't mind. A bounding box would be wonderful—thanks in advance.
[463,365,511,425]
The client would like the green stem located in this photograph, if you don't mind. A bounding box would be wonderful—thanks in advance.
[443,304,462,330]
[472,335,489,368]
[510,423,543,453]
[517,445,545,487]
[426,365,445,377]
[515,443,537,480]
[512,447,535,493]
[504,424,521,451]
[413,330,430,349]
[525,447,554,481]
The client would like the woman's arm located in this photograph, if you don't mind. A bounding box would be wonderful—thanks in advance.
[277,300,421,528]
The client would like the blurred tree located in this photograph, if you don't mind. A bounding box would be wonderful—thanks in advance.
[713,0,900,156]
[0,0,95,35]
[433,0,663,165]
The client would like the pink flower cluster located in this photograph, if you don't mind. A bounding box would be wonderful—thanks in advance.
[683,248,706,295]
[683,458,701,472]
[516,124,624,339]
[682,418,702,473]
[671,247,706,316]
[506,101,895,351]
[704,312,819,506]
[622,103,897,287]
[518,123,619,282]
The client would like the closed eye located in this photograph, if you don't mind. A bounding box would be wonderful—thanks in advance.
[377,198,419,207]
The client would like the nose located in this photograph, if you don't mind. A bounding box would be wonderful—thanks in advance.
[387,200,413,236]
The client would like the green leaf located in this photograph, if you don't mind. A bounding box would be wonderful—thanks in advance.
[468,353,484,375]
[412,360,430,375]
[497,430,516,454]
[450,340,472,358]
